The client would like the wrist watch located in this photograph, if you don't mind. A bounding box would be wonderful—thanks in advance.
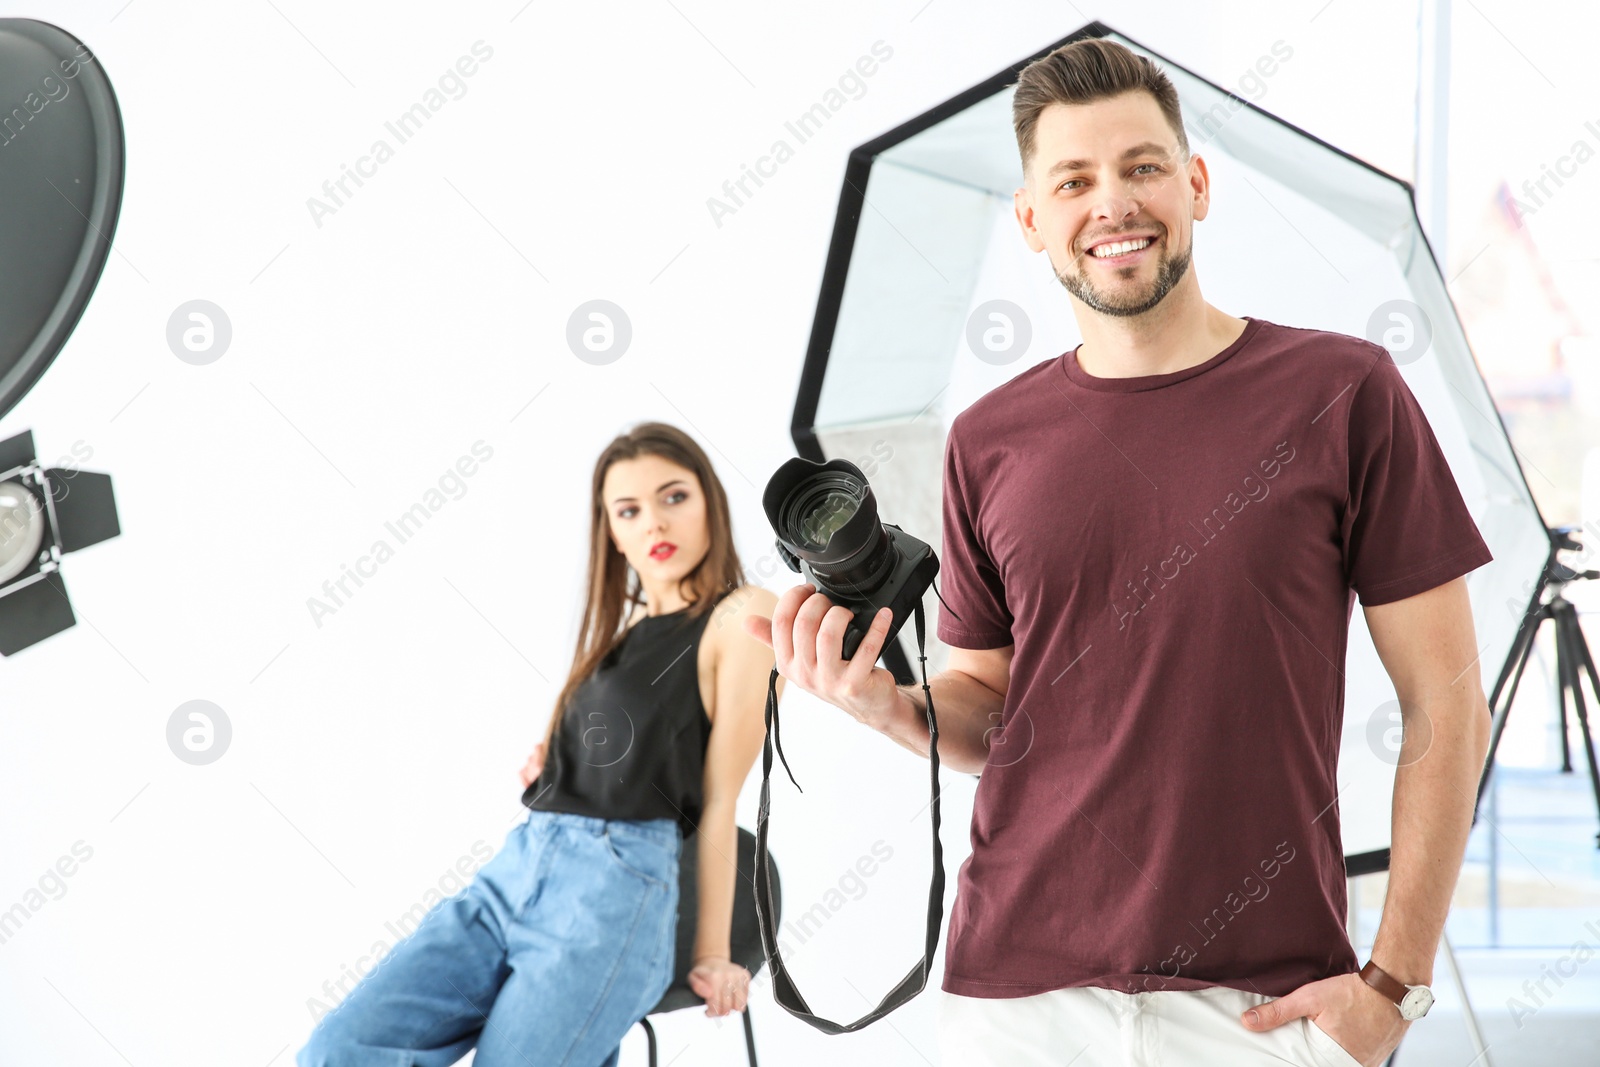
[1360,960,1435,1021]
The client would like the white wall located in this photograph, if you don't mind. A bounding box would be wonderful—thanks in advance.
[0,1,1575,1063]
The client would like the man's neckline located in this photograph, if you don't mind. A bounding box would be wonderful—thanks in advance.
[1060,316,1263,393]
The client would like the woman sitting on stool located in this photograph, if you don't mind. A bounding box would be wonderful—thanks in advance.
[298,421,784,1067]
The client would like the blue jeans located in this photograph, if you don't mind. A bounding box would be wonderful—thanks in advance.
[298,811,681,1067]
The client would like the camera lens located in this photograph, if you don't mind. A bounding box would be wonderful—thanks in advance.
[798,487,860,548]
[763,457,900,599]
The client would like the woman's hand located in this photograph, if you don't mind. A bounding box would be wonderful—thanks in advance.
[687,955,750,1016]
[517,742,547,789]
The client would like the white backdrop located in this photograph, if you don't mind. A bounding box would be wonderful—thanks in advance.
[0,1,1582,1064]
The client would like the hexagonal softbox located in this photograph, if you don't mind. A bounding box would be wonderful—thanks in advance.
[789,22,1547,864]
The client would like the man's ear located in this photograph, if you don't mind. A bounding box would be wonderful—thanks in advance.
[1014,183,1047,254]
[1187,153,1212,223]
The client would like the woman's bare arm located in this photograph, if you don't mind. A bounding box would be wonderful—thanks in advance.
[692,586,784,1014]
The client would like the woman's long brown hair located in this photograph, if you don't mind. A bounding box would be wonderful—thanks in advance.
[539,421,747,752]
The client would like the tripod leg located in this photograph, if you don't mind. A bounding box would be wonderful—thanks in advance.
[1555,602,1600,847]
[1557,608,1575,773]
[1441,931,1494,1067]
[1477,609,1542,813]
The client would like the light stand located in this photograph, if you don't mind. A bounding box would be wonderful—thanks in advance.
[1474,524,1600,847]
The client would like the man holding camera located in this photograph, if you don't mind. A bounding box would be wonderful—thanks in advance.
[746,38,1493,1067]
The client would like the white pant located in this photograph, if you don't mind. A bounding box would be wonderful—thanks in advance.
[938,984,1365,1067]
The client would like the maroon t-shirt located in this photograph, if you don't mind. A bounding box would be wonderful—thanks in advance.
[935,315,1494,999]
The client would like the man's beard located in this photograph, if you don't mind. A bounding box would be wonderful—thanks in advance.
[1056,235,1192,318]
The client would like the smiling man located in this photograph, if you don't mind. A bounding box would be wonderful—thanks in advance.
[749,36,1496,1067]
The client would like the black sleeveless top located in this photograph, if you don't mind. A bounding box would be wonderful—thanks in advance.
[520,591,728,839]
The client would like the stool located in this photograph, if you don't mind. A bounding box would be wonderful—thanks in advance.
[633,826,781,1066]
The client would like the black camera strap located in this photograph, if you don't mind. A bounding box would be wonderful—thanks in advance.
[751,599,944,1033]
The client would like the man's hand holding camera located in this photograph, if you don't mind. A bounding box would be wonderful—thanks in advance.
[742,583,906,736]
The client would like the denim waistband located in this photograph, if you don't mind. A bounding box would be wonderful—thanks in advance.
[527,810,679,843]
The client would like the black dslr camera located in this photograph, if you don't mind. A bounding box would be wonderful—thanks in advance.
[761,456,939,660]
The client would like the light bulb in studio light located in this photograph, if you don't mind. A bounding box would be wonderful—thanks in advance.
[0,480,45,585]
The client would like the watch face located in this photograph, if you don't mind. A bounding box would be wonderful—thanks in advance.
[1400,986,1435,1020]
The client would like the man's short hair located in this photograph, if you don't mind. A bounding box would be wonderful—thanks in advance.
[1012,38,1189,179]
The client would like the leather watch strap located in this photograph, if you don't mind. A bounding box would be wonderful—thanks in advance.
[1360,960,1409,1006]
